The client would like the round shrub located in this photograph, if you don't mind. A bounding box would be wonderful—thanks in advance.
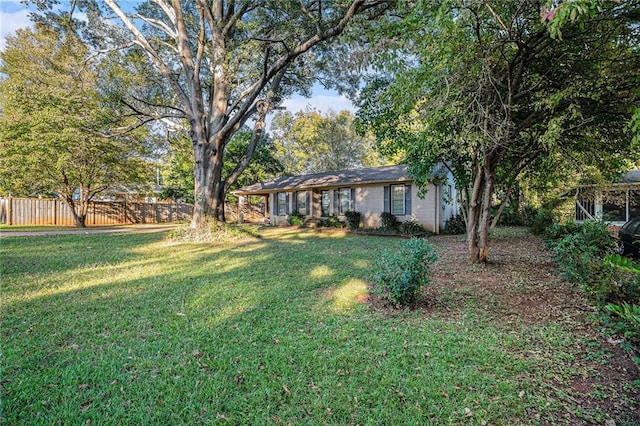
[319,214,343,228]
[380,212,399,231]
[530,208,554,235]
[288,213,305,226]
[344,210,362,230]
[371,238,437,307]
[400,220,425,235]
[444,214,466,235]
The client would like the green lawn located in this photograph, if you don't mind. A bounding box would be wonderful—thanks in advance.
[0,228,634,424]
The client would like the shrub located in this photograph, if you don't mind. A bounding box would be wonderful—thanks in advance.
[319,214,343,228]
[400,220,425,235]
[544,221,582,244]
[606,303,640,344]
[344,210,362,230]
[444,214,466,235]
[530,208,554,235]
[550,220,619,303]
[495,205,524,226]
[380,212,399,231]
[371,238,437,307]
[288,213,305,226]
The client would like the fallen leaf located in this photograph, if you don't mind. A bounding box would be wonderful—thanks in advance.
[282,384,290,394]
[176,312,186,317]
[464,407,473,417]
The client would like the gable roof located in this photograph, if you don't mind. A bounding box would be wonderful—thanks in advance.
[234,165,412,195]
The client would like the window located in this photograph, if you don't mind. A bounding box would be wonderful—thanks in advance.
[297,191,307,215]
[277,192,286,216]
[602,191,625,222]
[391,184,406,215]
[630,190,640,219]
[339,188,352,214]
[321,190,330,217]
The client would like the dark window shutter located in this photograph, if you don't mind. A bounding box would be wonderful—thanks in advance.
[333,190,339,215]
[286,193,290,215]
[306,192,311,215]
[383,186,390,213]
[292,191,298,213]
[405,185,412,215]
[350,188,356,211]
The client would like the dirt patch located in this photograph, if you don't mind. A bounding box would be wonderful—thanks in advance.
[367,228,639,424]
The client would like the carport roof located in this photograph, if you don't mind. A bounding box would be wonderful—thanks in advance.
[234,164,412,195]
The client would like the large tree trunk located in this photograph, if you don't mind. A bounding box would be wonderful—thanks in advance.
[477,165,496,263]
[191,135,227,228]
[466,163,484,261]
[65,194,88,228]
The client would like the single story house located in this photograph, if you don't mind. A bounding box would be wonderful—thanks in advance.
[233,164,459,233]
[572,170,640,225]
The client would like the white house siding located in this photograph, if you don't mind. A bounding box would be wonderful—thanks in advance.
[356,186,385,228]
[356,184,438,232]
[267,182,452,232]
[411,184,438,232]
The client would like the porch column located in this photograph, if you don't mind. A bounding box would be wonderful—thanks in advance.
[238,195,245,224]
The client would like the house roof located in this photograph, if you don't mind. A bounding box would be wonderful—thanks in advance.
[234,164,413,195]
[621,170,640,183]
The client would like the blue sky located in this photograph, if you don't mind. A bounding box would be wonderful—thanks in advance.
[0,0,354,119]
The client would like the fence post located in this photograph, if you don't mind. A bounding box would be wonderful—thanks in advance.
[7,196,12,226]
[53,198,57,225]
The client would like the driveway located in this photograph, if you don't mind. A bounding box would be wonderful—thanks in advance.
[0,224,178,237]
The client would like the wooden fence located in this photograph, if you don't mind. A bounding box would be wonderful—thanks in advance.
[0,197,193,226]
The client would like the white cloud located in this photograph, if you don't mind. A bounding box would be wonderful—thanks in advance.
[0,7,33,51]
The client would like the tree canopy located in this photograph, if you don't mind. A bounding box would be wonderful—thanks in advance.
[161,127,283,204]
[356,0,639,262]
[271,108,389,175]
[26,0,394,228]
[0,23,152,227]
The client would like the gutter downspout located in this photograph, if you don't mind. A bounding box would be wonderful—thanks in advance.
[435,184,440,234]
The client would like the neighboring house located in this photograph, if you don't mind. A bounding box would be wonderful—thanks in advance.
[233,164,459,233]
[572,170,640,225]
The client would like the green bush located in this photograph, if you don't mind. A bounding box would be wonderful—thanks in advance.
[380,212,399,231]
[344,210,362,230]
[288,213,305,226]
[494,205,535,226]
[550,221,619,303]
[371,238,437,307]
[530,208,554,235]
[606,303,640,344]
[444,214,466,235]
[319,214,343,228]
[400,220,425,235]
[544,221,582,244]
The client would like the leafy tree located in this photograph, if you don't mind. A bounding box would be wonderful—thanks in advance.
[271,108,388,175]
[356,0,639,262]
[161,128,283,203]
[28,0,394,228]
[0,23,152,227]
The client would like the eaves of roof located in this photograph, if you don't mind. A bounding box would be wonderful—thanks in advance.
[234,165,413,195]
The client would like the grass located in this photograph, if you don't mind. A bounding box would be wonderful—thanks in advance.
[0,228,632,424]
[0,224,178,232]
